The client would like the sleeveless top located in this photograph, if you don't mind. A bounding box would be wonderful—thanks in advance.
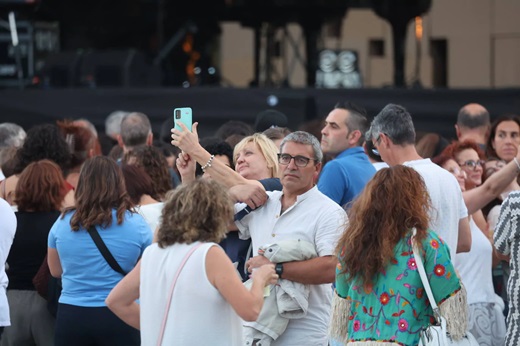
[140,242,242,345]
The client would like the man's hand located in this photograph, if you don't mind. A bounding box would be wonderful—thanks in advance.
[246,255,272,273]
[229,182,268,209]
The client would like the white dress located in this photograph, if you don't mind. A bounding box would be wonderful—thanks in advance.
[456,218,506,346]
[140,242,242,346]
[136,202,164,234]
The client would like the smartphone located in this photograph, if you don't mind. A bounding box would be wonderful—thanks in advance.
[173,107,192,132]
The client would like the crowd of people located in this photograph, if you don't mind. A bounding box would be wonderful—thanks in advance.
[0,101,518,345]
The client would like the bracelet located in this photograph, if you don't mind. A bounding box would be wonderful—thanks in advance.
[514,157,520,172]
[201,155,215,172]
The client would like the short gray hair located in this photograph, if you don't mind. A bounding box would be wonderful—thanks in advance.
[365,104,416,146]
[120,112,152,147]
[280,131,323,163]
[105,110,129,137]
[0,122,26,148]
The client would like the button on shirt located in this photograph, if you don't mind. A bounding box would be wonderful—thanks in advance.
[235,186,347,346]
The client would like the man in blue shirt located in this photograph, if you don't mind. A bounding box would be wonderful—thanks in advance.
[318,101,376,208]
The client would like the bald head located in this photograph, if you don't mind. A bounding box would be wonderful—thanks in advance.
[455,103,490,144]
[457,103,490,128]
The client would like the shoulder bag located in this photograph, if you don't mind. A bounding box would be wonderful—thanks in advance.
[156,242,205,346]
[412,229,478,346]
[87,226,127,275]
[32,254,62,317]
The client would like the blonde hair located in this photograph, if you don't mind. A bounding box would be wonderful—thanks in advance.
[233,133,280,178]
[157,179,233,247]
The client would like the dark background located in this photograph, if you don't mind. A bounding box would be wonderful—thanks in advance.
[0,0,518,141]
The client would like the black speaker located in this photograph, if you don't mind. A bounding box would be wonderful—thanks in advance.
[39,50,83,88]
[79,49,161,87]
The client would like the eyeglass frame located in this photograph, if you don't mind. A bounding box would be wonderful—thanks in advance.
[277,153,316,167]
[458,159,486,171]
[371,132,384,156]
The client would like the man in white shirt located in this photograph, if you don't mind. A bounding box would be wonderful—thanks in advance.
[0,198,16,337]
[366,103,471,261]
[236,131,347,346]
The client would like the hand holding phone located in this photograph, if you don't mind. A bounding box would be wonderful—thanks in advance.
[173,107,193,132]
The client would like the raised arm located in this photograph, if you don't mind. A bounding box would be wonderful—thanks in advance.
[463,146,520,214]
[171,122,256,189]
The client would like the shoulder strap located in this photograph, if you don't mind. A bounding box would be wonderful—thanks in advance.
[87,226,127,276]
[411,228,442,322]
[156,242,206,346]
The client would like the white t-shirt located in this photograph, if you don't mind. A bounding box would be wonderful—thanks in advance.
[236,186,347,346]
[136,202,164,234]
[0,198,16,326]
[456,218,496,305]
[404,159,468,263]
[372,161,389,171]
[140,242,243,346]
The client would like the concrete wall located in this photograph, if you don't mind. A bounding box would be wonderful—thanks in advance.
[218,0,520,88]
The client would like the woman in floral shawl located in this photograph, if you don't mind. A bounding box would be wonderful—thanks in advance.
[330,165,467,346]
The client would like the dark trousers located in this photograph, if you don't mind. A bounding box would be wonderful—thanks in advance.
[54,303,140,346]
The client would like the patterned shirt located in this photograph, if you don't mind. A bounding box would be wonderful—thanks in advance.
[335,230,461,345]
[494,190,520,346]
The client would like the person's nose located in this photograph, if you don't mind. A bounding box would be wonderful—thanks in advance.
[236,154,245,164]
[286,157,299,170]
[321,125,328,136]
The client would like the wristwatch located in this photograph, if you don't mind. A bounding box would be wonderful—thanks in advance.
[275,263,284,279]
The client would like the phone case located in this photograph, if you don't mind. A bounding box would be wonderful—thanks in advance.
[173,107,193,132]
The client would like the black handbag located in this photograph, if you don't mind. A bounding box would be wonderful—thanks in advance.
[32,254,61,317]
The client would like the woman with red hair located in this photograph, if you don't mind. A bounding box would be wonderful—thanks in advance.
[2,160,67,346]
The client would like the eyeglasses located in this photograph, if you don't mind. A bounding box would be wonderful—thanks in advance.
[458,159,485,171]
[278,153,315,167]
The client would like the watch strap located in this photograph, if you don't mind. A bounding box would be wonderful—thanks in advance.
[275,263,284,279]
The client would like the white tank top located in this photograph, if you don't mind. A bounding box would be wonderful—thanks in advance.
[140,242,243,345]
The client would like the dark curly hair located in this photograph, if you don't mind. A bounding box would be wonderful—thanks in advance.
[13,124,71,175]
[122,146,173,201]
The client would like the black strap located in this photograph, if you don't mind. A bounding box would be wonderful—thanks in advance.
[87,226,127,275]
[234,206,253,221]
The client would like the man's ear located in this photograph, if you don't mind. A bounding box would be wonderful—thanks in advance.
[455,124,461,139]
[349,130,362,146]
[380,133,392,148]
[146,132,153,146]
[314,162,323,183]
